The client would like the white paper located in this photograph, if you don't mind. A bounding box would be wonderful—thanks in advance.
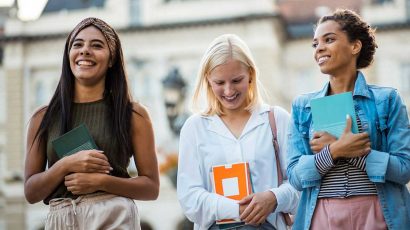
[222,177,239,196]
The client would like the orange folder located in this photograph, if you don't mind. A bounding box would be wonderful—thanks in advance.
[211,162,253,225]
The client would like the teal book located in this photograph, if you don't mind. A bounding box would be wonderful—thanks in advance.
[310,92,358,138]
[52,123,98,159]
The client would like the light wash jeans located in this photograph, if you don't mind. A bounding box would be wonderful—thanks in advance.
[209,222,276,230]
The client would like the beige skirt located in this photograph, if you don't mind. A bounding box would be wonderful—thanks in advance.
[45,192,140,230]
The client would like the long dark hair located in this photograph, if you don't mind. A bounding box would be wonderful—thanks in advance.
[34,18,133,167]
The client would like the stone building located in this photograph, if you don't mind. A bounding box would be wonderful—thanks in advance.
[0,0,409,229]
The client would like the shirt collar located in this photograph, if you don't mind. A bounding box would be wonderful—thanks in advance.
[203,103,269,140]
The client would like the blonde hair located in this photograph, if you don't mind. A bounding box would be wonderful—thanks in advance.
[192,34,264,116]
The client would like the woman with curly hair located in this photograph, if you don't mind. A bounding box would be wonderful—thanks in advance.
[287,9,410,230]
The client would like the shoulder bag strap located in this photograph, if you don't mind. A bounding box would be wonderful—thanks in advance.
[268,107,293,227]
[268,108,283,184]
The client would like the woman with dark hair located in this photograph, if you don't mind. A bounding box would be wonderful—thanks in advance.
[287,9,410,230]
[24,17,159,229]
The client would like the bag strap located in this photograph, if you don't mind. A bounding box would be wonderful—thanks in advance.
[268,108,283,184]
[268,107,293,227]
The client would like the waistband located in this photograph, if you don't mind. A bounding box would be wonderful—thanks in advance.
[317,194,378,204]
[49,192,118,212]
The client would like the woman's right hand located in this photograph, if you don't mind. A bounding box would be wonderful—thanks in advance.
[329,115,371,160]
[64,150,112,174]
[310,131,337,153]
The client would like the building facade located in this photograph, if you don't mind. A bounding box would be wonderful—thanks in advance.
[0,0,409,229]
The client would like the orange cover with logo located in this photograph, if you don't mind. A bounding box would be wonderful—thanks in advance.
[211,162,252,225]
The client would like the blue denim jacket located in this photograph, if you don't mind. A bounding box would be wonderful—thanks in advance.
[287,72,410,230]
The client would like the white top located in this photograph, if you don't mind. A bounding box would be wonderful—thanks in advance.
[177,104,300,230]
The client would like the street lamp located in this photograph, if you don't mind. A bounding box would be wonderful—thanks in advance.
[161,67,194,230]
[162,67,187,136]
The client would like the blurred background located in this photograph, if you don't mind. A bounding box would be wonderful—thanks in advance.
[0,0,409,229]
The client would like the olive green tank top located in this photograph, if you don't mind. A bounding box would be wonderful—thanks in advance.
[44,98,131,204]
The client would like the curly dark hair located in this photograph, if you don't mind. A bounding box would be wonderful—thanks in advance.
[317,9,378,69]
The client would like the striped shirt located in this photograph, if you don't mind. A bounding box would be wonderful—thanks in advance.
[315,115,377,198]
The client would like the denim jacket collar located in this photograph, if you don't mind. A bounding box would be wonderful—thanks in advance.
[305,71,370,108]
[353,71,371,99]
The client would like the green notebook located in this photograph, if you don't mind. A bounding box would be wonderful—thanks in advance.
[52,123,98,159]
[311,92,359,138]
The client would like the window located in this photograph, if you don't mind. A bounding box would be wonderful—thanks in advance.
[27,68,59,117]
[163,0,197,3]
[0,46,4,66]
[35,82,47,108]
[128,58,152,100]
[371,0,393,5]
[0,70,5,124]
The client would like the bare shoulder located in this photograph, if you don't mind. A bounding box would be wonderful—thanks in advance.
[26,106,48,142]
[131,102,153,132]
[29,106,48,127]
[131,102,151,120]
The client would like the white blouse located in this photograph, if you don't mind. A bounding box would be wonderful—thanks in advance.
[177,104,300,230]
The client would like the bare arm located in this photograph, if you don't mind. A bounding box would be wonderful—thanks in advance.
[25,108,112,204]
[24,108,68,203]
[65,103,160,200]
[100,103,159,200]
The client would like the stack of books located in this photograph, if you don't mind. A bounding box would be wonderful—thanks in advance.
[211,162,252,229]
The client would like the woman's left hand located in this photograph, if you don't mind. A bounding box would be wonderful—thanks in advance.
[64,173,105,195]
[238,191,277,226]
[310,131,337,153]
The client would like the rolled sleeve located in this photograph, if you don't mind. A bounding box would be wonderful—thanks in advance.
[216,196,240,220]
[366,150,389,183]
[270,182,300,215]
[294,154,322,188]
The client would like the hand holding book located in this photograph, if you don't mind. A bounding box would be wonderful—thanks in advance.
[238,191,277,226]
[310,92,358,138]
[63,150,112,174]
[310,115,371,159]
[64,164,110,195]
[310,92,371,159]
[328,115,371,160]
[211,162,252,228]
[52,123,112,174]
[310,131,338,153]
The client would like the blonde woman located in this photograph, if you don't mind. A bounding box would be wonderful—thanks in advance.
[177,34,299,230]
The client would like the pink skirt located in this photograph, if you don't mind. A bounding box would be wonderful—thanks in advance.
[310,195,387,230]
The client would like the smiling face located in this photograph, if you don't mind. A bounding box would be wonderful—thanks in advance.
[207,59,250,114]
[69,26,111,86]
[312,20,360,76]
